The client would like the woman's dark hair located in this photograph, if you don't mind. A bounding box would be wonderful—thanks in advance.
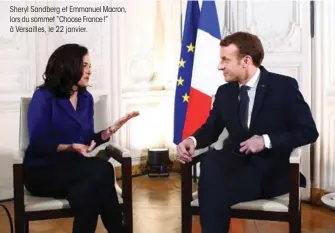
[38,43,88,98]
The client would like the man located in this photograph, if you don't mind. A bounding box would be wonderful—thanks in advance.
[177,32,319,233]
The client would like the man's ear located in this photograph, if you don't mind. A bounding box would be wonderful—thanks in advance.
[244,55,252,65]
[241,56,249,68]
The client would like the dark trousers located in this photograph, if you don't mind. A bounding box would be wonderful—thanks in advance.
[198,149,263,233]
[23,153,124,233]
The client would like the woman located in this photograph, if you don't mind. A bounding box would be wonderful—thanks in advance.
[23,43,139,233]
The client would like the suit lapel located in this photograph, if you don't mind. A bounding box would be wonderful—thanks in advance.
[56,94,86,129]
[76,92,89,127]
[249,66,270,131]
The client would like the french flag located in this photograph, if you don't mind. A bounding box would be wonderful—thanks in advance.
[173,0,223,144]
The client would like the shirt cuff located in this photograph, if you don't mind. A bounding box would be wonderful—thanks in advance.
[263,134,272,149]
[187,136,197,147]
[92,130,110,147]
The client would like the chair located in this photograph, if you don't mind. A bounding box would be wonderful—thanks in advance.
[181,144,303,233]
[13,95,133,233]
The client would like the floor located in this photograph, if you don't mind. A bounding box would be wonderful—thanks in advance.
[1,173,335,233]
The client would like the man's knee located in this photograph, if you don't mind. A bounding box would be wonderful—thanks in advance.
[200,150,216,167]
[199,150,223,180]
[198,184,237,212]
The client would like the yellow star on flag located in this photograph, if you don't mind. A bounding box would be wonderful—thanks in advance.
[182,93,190,102]
[179,58,186,68]
[177,76,184,86]
[186,43,195,52]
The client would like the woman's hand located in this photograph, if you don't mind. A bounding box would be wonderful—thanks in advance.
[71,140,96,157]
[101,111,140,140]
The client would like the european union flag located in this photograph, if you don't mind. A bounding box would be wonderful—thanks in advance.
[173,0,200,145]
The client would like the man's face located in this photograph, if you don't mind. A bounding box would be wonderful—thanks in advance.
[218,44,245,82]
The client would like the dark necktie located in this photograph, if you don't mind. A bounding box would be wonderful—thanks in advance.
[239,85,250,130]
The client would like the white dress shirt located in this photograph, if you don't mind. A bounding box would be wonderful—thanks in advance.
[188,68,272,149]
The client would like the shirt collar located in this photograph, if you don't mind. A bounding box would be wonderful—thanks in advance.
[239,68,260,88]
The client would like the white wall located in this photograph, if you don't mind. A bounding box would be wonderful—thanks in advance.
[312,0,335,192]
[111,0,181,163]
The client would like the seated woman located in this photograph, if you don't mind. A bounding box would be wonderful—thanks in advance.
[23,43,139,233]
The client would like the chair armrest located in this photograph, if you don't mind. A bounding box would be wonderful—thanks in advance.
[104,143,131,163]
[13,161,25,218]
[181,161,193,210]
[190,147,209,165]
[194,147,209,157]
[109,142,131,158]
[103,143,132,201]
[12,149,24,164]
[289,147,302,164]
[288,147,302,213]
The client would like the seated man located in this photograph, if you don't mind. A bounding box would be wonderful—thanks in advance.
[177,31,319,233]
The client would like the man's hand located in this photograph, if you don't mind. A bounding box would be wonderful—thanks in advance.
[240,135,265,155]
[177,138,195,164]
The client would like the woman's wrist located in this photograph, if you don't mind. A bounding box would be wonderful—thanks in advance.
[57,144,72,152]
[101,128,113,141]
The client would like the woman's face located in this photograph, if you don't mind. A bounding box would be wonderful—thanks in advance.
[77,54,91,87]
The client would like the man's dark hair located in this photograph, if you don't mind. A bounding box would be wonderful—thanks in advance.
[220,32,264,67]
[38,43,88,98]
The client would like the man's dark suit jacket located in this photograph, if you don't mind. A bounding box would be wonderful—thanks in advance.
[192,66,319,198]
